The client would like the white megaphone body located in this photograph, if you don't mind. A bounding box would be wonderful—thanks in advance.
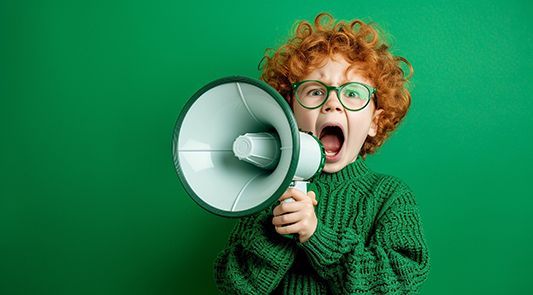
[172,76,325,217]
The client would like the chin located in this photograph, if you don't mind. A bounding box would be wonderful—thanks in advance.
[322,161,347,173]
[321,151,359,174]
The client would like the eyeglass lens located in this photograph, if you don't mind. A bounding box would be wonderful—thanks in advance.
[295,81,370,110]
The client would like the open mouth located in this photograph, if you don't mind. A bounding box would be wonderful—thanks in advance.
[319,125,345,161]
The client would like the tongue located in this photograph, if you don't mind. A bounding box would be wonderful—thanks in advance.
[321,134,341,154]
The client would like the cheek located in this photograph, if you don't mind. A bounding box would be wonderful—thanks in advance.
[346,114,372,142]
[293,106,318,133]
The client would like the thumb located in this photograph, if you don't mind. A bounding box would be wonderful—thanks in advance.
[308,191,318,206]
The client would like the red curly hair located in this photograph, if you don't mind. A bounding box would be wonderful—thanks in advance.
[260,13,413,159]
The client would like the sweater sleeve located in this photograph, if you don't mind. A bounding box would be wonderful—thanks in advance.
[213,203,296,294]
[297,189,431,294]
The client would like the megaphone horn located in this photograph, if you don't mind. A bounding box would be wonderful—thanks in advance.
[172,76,325,217]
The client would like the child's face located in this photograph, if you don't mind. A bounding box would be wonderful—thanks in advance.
[292,54,383,173]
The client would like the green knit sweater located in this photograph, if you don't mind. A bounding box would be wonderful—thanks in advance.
[214,155,431,294]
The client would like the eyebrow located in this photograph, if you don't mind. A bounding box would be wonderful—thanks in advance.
[317,69,372,86]
[317,73,350,86]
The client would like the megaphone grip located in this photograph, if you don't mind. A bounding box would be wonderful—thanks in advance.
[289,180,308,193]
[280,180,309,239]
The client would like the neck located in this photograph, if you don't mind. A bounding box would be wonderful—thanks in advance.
[313,155,370,183]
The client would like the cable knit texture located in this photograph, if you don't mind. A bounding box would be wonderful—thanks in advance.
[214,155,431,294]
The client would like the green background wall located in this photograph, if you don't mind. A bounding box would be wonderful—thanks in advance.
[1,0,531,294]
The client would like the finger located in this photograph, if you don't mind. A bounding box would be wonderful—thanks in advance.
[272,211,303,226]
[308,191,318,206]
[278,189,294,202]
[272,201,305,216]
[273,201,305,216]
[275,222,302,235]
[278,187,308,202]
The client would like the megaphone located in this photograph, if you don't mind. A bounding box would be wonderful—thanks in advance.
[172,76,325,217]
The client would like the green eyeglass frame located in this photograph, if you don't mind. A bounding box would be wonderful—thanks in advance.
[292,80,377,111]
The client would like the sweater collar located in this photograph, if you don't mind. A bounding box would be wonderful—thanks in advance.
[313,154,370,183]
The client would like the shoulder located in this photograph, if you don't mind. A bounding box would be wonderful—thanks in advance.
[372,173,414,197]
[371,173,417,220]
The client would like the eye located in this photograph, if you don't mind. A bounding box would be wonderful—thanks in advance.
[345,90,361,98]
[342,85,367,100]
[307,88,325,96]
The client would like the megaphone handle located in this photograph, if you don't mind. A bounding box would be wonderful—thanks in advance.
[280,180,308,239]
[289,180,308,194]
[282,180,308,203]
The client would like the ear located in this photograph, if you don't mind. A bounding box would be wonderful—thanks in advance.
[368,109,384,137]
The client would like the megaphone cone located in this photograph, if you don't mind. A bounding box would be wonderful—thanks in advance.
[172,76,324,217]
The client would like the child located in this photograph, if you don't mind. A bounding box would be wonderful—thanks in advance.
[214,13,430,294]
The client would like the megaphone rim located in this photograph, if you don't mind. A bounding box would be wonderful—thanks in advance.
[172,75,300,218]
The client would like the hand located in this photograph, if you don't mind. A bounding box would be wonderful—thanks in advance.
[272,188,318,243]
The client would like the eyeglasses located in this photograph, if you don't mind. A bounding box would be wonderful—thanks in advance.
[292,80,377,111]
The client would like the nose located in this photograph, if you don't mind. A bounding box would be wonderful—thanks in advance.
[321,91,343,113]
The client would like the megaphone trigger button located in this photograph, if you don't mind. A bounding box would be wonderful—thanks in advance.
[282,198,295,204]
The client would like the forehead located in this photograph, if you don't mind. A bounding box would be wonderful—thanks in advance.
[304,56,373,86]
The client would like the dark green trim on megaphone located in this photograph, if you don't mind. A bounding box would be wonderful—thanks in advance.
[309,133,326,180]
[172,76,300,218]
